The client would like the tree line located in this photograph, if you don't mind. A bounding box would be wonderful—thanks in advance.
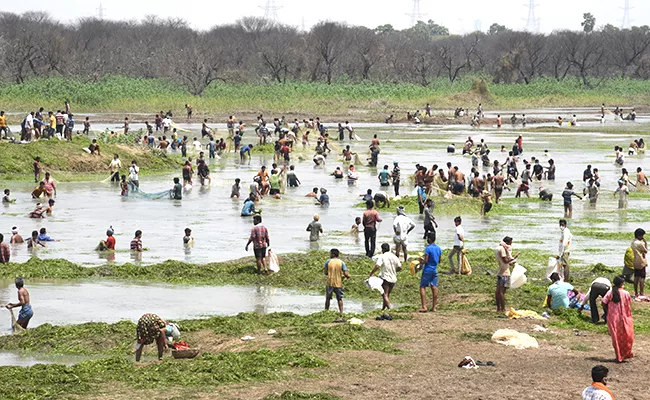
[1,11,649,94]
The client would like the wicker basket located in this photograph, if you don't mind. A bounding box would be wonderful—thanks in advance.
[172,348,200,359]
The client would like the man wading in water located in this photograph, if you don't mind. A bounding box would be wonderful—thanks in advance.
[6,277,33,329]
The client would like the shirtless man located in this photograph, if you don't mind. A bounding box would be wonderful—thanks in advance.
[637,167,648,186]
[492,173,506,203]
[6,277,33,329]
[453,167,466,194]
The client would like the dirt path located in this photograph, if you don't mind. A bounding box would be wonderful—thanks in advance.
[85,308,650,400]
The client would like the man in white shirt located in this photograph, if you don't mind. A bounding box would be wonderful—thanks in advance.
[369,243,402,310]
[129,161,140,190]
[557,219,572,281]
[448,216,465,274]
[162,116,172,133]
[192,137,202,152]
[579,277,611,323]
[582,365,613,400]
[392,206,415,262]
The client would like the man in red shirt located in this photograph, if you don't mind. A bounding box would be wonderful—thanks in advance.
[362,200,382,257]
[246,215,270,274]
[105,228,116,250]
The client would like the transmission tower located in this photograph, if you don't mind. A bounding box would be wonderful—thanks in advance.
[97,2,105,19]
[621,0,632,29]
[525,0,539,32]
[260,0,281,22]
[406,0,427,27]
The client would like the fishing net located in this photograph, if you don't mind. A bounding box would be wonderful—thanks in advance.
[131,186,172,200]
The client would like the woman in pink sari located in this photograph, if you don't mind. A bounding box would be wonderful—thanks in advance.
[602,276,634,363]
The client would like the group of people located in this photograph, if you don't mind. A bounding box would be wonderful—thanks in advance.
[0,104,645,383]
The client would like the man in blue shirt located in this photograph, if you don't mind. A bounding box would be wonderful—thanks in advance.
[37,227,55,242]
[240,144,253,162]
[241,195,256,216]
[546,272,579,309]
[378,165,391,187]
[419,232,442,312]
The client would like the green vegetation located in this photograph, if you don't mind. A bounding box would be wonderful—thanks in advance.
[0,350,326,400]
[2,77,650,120]
[571,228,632,241]
[0,135,182,181]
[0,311,399,356]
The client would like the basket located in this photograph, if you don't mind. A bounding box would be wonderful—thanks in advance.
[171,348,200,359]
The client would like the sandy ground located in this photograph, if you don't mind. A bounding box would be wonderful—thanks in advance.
[84,304,650,400]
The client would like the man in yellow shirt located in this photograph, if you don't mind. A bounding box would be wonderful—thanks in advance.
[0,111,8,138]
[324,248,351,313]
[48,111,56,139]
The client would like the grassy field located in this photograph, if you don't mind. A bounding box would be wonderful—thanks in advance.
[0,135,182,181]
[1,76,649,121]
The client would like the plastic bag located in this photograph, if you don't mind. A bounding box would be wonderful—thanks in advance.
[510,264,527,289]
[546,257,562,282]
[268,249,280,273]
[491,329,539,349]
[624,247,634,269]
[365,276,385,295]
[460,252,472,275]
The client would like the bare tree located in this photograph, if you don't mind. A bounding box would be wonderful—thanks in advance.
[309,22,346,84]
[254,24,301,83]
[560,30,606,87]
[604,25,650,78]
[351,27,384,80]
[438,35,477,84]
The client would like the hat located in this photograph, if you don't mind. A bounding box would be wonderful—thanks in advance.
[314,214,320,221]
[36,203,42,209]
[320,188,327,193]
[11,226,18,234]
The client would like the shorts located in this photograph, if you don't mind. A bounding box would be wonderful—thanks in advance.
[18,305,33,321]
[380,183,390,187]
[393,235,408,247]
[56,125,63,134]
[559,252,570,265]
[420,268,439,287]
[634,267,646,278]
[483,203,493,213]
[326,286,344,300]
[382,279,396,291]
[254,247,267,259]
[269,188,280,195]
[497,276,510,288]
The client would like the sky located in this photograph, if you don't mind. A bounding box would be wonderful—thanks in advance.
[4,0,649,34]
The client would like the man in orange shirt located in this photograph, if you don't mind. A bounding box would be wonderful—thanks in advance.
[257,166,270,195]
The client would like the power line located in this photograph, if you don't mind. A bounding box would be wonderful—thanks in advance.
[406,0,427,27]
[259,0,282,22]
[621,0,632,29]
[524,0,539,33]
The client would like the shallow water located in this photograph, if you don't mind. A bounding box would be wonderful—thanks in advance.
[0,280,379,333]
[2,117,649,269]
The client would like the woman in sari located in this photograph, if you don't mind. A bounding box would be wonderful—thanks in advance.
[601,276,634,363]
